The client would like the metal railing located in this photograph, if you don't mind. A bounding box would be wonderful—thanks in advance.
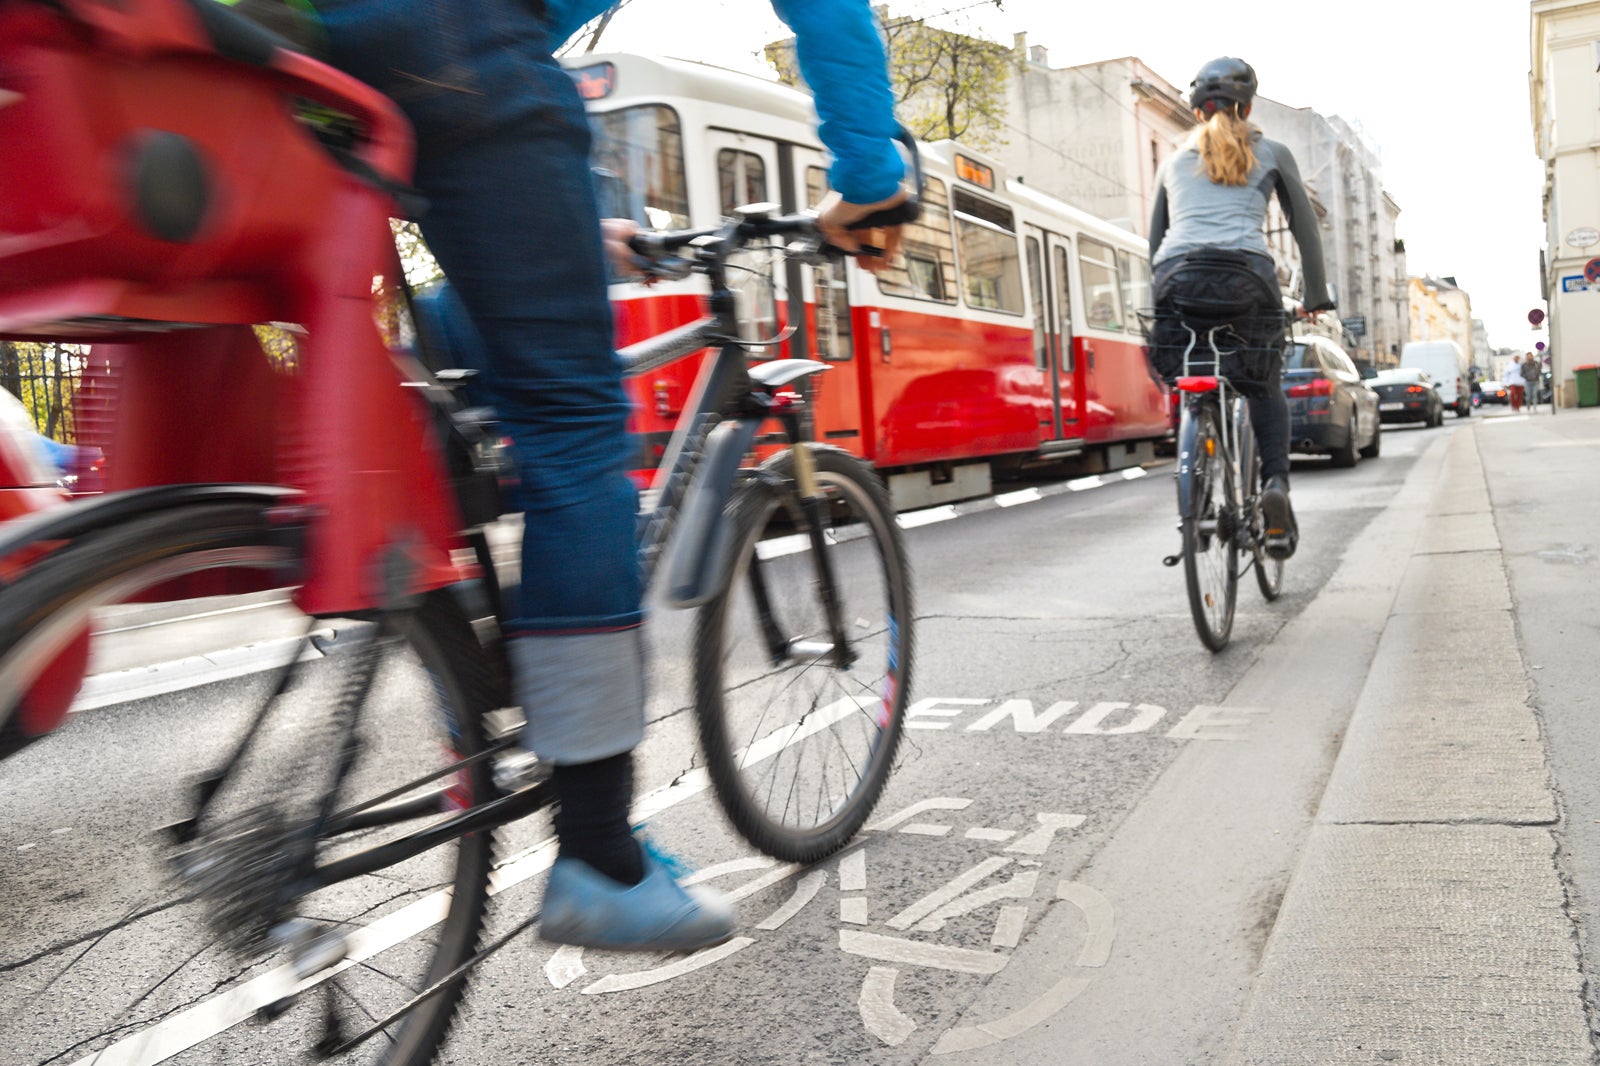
[1,341,88,443]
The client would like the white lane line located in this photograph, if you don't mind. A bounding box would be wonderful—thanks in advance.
[840,898,870,926]
[964,827,1015,843]
[866,797,972,833]
[1067,475,1103,491]
[897,505,959,530]
[994,488,1042,507]
[860,966,917,1046]
[900,823,953,836]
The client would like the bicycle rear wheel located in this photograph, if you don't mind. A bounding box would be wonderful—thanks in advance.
[0,501,500,1066]
[1180,402,1238,651]
[694,447,912,864]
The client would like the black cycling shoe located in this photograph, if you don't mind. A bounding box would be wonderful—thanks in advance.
[1261,475,1297,560]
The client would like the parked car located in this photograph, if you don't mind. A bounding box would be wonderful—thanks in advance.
[1370,367,1445,426]
[1477,380,1509,405]
[1400,340,1471,417]
[1282,335,1382,466]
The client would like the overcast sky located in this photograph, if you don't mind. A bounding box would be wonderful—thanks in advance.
[589,0,1547,351]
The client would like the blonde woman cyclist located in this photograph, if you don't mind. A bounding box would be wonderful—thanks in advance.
[1148,57,1334,559]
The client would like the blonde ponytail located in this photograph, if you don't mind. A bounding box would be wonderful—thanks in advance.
[1195,107,1257,186]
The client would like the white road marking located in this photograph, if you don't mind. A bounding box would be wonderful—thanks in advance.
[900,823,953,836]
[866,797,972,833]
[1006,813,1087,856]
[964,828,1015,843]
[582,937,755,995]
[1058,881,1116,967]
[76,696,842,1061]
[1121,467,1148,481]
[992,905,1028,949]
[1165,704,1270,741]
[1062,701,1168,735]
[967,700,1078,733]
[929,976,1096,1055]
[840,930,1009,974]
[755,871,826,931]
[897,505,959,530]
[839,850,867,892]
[840,898,870,926]
[912,869,1039,933]
[860,966,917,1045]
[1068,476,1103,491]
[545,945,586,990]
[888,857,1012,931]
[994,488,1042,507]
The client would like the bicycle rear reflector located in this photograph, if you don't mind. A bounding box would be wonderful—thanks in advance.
[1176,376,1220,393]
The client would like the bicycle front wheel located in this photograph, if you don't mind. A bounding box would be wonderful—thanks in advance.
[694,447,912,864]
[1180,402,1238,651]
[0,501,499,1066]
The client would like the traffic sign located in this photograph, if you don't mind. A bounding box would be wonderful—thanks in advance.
[1529,308,1546,326]
[1586,258,1600,283]
[1537,341,1547,352]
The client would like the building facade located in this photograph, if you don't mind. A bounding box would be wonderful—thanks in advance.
[1409,276,1475,364]
[1250,99,1409,368]
[1532,0,1600,405]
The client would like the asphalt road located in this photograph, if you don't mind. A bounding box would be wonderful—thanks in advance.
[0,419,1453,1066]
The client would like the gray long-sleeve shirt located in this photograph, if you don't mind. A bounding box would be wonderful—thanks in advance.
[1148,132,1334,311]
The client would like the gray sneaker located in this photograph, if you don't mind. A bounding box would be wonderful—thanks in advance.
[540,851,735,952]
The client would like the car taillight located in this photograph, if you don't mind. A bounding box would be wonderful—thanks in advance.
[1406,385,1427,394]
[1286,378,1334,398]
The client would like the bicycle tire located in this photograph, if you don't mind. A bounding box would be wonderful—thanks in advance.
[694,447,912,864]
[1243,438,1284,602]
[0,501,498,1066]
[1180,402,1237,651]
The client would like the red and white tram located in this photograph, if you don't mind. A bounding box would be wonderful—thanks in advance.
[572,53,1170,509]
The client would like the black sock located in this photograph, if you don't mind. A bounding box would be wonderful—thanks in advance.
[552,753,645,886]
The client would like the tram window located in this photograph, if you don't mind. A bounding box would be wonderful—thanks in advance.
[717,149,768,213]
[1026,236,1047,369]
[806,166,853,360]
[875,178,956,305]
[952,189,1023,315]
[1078,237,1124,331]
[1118,250,1152,334]
[589,105,689,230]
[1053,244,1075,372]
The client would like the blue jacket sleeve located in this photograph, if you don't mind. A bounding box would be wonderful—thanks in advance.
[770,0,904,204]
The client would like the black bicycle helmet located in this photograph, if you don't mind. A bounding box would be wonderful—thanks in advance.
[1190,57,1257,115]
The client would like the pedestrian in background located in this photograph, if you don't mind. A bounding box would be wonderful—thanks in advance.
[1505,354,1526,411]
[1523,352,1543,411]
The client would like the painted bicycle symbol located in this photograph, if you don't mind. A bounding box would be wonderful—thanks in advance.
[543,796,1115,1055]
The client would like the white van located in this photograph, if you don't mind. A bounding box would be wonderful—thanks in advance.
[1400,340,1471,418]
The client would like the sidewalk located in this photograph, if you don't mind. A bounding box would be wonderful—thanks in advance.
[1228,408,1600,1064]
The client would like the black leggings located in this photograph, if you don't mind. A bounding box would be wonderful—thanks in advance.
[1234,367,1290,482]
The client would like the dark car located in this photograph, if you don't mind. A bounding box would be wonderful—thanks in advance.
[1282,335,1381,467]
[1477,380,1509,406]
[1370,367,1445,426]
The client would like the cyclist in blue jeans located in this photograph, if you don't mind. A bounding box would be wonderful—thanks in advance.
[309,0,909,951]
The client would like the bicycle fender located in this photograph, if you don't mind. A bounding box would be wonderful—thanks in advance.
[661,417,763,609]
[1175,403,1204,521]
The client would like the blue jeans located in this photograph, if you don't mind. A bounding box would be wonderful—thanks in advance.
[318,0,646,760]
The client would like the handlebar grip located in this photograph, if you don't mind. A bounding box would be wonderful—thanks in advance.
[846,197,921,232]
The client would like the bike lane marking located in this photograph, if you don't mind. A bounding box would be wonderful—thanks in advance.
[66,696,874,1065]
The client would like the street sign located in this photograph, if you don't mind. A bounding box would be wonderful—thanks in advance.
[1342,315,1366,337]
[1586,258,1600,283]
[1537,341,1547,352]
[1529,308,1546,326]
[1561,275,1596,293]
[1568,227,1600,249]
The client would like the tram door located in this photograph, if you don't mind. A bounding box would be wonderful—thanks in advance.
[793,147,866,454]
[1048,234,1082,435]
[1024,227,1081,441]
[705,130,783,349]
